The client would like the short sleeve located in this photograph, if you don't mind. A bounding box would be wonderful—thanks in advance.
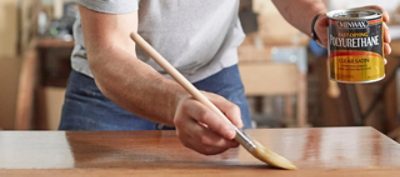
[77,0,139,14]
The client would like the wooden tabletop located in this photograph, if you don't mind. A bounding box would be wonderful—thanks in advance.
[0,127,399,177]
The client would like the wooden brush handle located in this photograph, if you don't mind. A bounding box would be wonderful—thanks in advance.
[130,33,239,132]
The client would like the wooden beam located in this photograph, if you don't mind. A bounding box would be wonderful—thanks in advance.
[15,46,38,130]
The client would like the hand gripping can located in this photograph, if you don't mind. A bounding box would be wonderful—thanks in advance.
[327,9,385,83]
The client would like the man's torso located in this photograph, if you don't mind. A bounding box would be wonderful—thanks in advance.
[72,0,245,82]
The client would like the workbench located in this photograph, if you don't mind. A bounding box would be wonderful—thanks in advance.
[0,127,399,176]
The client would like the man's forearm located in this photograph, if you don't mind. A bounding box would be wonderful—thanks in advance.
[272,0,327,37]
[89,46,187,126]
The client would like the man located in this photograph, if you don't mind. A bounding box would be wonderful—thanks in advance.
[60,0,391,155]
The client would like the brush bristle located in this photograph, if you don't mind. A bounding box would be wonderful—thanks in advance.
[250,140,297,170]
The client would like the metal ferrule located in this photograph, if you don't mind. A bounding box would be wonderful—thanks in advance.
[234,130,257,151]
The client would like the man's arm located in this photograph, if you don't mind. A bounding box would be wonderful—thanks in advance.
[79,6,242,155]
[271,0,326,40]
[80,6,183,125]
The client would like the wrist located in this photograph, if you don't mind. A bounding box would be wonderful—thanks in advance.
[311,13,322,42]
[167,81,190,123]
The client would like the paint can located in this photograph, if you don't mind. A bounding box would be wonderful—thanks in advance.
[327,9,385,83]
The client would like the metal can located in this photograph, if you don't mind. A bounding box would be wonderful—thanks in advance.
[327,9,385,83]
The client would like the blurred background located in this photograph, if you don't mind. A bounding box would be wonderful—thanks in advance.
[0,0,400,142]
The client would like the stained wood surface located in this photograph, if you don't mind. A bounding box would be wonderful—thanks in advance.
[0,127,399,177]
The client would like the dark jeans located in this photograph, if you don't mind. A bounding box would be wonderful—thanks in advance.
[59,65,252,130]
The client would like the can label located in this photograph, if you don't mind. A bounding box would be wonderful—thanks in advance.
[328,9,385,83]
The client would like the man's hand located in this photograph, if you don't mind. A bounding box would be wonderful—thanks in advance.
[174,92,243,155]
[314,5,392,55]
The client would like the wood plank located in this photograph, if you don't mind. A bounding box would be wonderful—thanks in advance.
[297,74,307,127]
[0,127,399,176]
[0,57,21,129]
[239,63,299,95]
[0,0,17,57]
[239,63,307,126]
[314,58,354,126]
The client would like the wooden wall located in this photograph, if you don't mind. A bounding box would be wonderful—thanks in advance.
[0,0,18,129]
[0,0,17,57]
[0,0,39,129]
[0,58,21,129]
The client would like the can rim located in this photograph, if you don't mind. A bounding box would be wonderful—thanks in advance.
[327,9,382,20]
[332,74,385,84]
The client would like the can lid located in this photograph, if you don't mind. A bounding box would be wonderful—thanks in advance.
[327,9,382,20]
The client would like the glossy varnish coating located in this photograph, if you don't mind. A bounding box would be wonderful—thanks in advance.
[0,127,399,176]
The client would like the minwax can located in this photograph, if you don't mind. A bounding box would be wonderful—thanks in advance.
[327,9,385,83]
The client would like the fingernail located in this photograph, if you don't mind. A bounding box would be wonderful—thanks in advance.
[237,120,244,129]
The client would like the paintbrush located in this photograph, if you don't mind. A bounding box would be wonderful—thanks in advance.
[130,33,296,170]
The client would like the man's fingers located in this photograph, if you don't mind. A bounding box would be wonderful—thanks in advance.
[175,109,238,155]
[384,43,392,56]
[383,11,390,23]
[187,142,235,155]
[383,22,392,56]
[176,123,231,155]
[182,99,236,140]
[383,22,391,43]
[204,93,243,128]
[190,123,239,148]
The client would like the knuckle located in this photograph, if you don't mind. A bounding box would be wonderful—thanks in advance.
[226,102,235,109]
[208,93,223,103]
[214,93,224,100]
[231,104,240,113]
[198,110,211,122]
[180,99,191,110]
[173,115,183,126]
[214,122,226,132]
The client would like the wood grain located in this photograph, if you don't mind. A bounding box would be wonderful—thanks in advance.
[0,127,399,176]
